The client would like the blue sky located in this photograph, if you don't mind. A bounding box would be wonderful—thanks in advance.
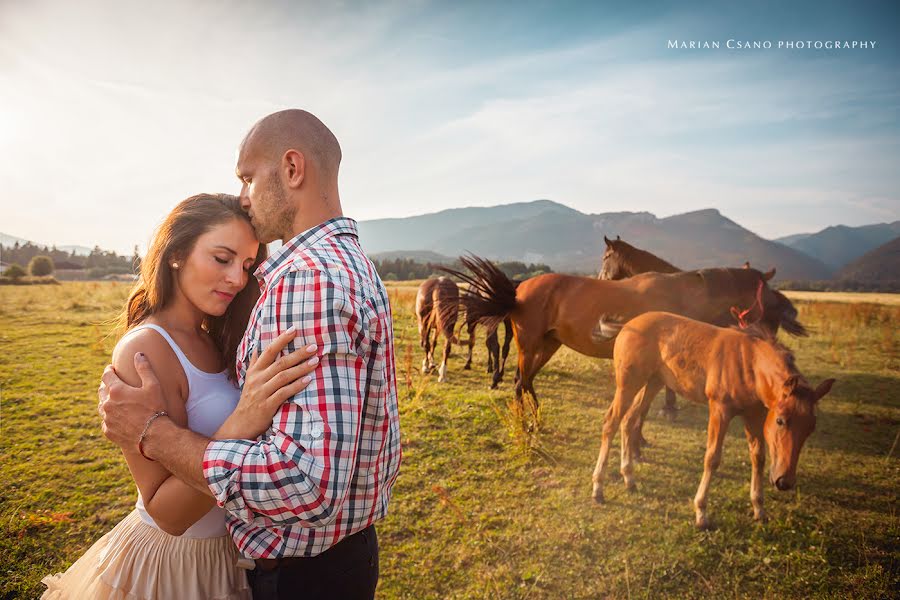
[1,0,898,254]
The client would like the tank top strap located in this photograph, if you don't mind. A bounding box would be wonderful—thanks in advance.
[123,323,197,380]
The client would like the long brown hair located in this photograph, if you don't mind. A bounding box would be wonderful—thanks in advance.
[120,193,266,382]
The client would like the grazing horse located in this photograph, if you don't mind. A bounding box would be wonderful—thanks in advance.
[448,256,807,413]
[591,312,834,529]
[415,277,460,382]
[598,235,682,424]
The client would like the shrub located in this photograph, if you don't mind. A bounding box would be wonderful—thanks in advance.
[3,263,26,279]
[28,255,54,276]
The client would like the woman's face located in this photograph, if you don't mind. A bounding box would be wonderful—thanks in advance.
[175,218,260,317]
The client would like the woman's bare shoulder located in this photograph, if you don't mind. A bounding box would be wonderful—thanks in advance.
[112,327,187,395]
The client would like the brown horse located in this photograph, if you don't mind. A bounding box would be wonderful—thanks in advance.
[449,256,807,411]
[598,235,681,281]
[598,235,682,423]
[591,312,834,529]
[415,277,460,382]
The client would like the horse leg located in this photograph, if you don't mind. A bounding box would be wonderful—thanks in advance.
[694,404,730,529]
[421,326,434,373]
[438,336,452,383]
[495,319,513,387]
[592,381,642,503]
[463,322,476,370]
[660,387,678,421]
[744,410,768,523]
[624,377,665,467]
[486,329,500,385]
[523,338,562,406]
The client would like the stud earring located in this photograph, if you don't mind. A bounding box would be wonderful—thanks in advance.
[172,262,179,269]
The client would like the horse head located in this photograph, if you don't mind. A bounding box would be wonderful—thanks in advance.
[599,235,630,280]
[764,376,834,491]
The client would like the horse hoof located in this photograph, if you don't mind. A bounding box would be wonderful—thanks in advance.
[463,363,471,370]
[695,516,712,530]
[592,491,605,504]
[753,511,768,524]
[625,482,638,493]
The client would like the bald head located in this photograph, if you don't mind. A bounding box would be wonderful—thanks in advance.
[242,109,342,182]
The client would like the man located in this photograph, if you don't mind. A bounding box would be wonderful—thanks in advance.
[99,109,401,599]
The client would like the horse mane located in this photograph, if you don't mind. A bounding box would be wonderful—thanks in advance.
[611,239,680,273]
[736,322,797,370]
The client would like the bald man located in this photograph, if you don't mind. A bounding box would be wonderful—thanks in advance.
[99,110,401,600]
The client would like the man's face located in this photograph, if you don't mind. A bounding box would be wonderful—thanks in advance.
[235,140,295,243]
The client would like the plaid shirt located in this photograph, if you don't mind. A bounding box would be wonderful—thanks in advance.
[202,217,401,558]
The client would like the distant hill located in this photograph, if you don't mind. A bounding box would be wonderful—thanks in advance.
[775,222,900,270]
[835,236,900,286]
[358,201,833,280]
[370,250,456,264]
[0,232,92,256]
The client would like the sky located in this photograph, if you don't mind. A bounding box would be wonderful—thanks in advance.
[1,0,898,255]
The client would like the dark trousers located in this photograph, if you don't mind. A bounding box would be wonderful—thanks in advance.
[248,525,379,600]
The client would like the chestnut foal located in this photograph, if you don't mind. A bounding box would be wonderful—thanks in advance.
[591,312,834,529]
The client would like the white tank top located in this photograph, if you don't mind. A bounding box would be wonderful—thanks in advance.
[122,323,240,538]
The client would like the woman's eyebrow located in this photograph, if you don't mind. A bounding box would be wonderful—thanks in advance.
[213,245,237,255]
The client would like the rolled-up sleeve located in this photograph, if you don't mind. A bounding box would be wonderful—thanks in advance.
[202,268,370,528]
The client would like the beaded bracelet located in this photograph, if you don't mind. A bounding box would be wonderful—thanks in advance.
[138,410,169,462]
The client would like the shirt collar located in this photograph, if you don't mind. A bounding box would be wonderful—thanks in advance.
[255,217,359,285]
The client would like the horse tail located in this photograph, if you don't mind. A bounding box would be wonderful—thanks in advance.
[439,254,518,331]
[432,278,461,344]
[591,314,626,343]
[768,289,808,337]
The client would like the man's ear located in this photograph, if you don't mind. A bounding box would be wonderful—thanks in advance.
[283,149,306,189]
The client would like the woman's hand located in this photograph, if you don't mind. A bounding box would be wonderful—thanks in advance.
[214,327,319,440]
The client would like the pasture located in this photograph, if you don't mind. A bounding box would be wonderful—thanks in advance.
[1,282,898,599]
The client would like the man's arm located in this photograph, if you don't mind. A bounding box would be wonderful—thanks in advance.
[202,268,371,528]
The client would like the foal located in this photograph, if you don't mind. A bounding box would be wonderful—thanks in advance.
[591,312,834,529]
[415,277,460,382]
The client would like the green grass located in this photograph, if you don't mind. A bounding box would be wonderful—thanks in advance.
[2,284,898,599]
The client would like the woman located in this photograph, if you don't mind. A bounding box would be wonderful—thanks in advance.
[42,193,319,599]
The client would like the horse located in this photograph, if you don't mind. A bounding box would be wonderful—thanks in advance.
[598,235,681,281]
[598,235,682,423]
[448,255,807,414]
[415,277,460,382]
[591,312,834,529]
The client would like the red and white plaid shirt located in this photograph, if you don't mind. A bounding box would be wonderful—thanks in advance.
[202,217,401,558]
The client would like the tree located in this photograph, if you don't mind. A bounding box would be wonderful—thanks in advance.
[28,255,54,276]
[3,263,26,279]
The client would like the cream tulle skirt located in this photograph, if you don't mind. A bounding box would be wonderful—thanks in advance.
[41,509,251,600]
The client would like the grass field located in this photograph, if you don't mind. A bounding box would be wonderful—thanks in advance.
[2,283,898,599]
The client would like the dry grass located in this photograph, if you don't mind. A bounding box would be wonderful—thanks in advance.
[2,283,898,599]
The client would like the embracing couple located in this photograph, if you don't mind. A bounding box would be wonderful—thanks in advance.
[42,110,402,600]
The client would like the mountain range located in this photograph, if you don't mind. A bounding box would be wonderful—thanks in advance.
[360,200,841,280]
[5,201,898,281]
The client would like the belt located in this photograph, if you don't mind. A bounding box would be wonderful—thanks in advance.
[255,556,303,571]
[251,525,374,572]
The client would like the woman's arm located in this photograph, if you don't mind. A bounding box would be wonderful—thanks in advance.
[111,328,320,536]
[112,331,215,536]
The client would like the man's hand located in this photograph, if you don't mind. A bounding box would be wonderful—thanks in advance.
[98,353,166,452]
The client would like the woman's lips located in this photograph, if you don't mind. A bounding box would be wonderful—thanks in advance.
[214,290,235,300]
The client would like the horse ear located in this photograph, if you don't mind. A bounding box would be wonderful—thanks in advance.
[814,378,836,401]
[616,235,620,240]
[604,236,612,247]
[763,268,776,281]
